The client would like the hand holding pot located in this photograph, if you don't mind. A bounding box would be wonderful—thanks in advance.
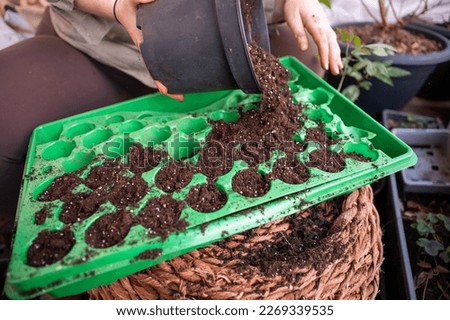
[114,0,184,101]
[280,0,343,75]
[113,0,155,47]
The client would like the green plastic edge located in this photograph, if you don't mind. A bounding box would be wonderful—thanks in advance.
[4,56,417,299]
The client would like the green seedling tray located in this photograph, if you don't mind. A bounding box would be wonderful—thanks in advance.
[4,56,416,299]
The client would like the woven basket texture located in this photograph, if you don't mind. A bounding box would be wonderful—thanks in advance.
[89,186,383,300]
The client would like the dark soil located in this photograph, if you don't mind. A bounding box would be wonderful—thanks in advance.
[338,24,442,55]
[38,174,82,202]
[27,228,75,267]
[306,149,346,173]
[401,193,450,300]
[186,183,228,213]
[270,158,310,185]
[34,206,51,225]
[232,168,270,197]
[59,191,104,224]
[386,115,442,130]
[128,144,167,174]
[196,140,234,180]
[85,210,134,248]
[155,161,195,193]
[346,152,372,163]
[305,123,337,147]
[215,196,345,278]
[135,249,163,261]
[84,160,125,190]
[107,176,149,208]
[137,195,188,239]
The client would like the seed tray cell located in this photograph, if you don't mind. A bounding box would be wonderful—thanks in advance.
[5,57,416,299]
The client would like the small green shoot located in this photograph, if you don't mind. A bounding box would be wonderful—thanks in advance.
[411,212,450,264]
[335,29,411,102]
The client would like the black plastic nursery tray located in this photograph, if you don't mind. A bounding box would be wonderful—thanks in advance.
[393,128,450,194]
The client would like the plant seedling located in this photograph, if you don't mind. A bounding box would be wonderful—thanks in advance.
[335,29,411,102]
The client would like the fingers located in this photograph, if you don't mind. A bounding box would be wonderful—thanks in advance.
[328,31,343,75]
[284,0,343,74]
[284,3,308,51]
[154,80,185,102]
[117,0,156,47]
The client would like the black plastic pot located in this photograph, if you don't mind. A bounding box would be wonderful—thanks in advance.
[326,23,450,117]
[410,21,450,101]
[137,0,270,94]
[383,174,417,299]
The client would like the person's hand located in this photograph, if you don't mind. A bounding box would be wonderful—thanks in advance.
[114,0,154,47]
[283,0,343,75]
[154,81,185,102]
[114,0,184,101]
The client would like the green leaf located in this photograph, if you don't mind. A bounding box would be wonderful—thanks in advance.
[412,219,435,237]
[365,61,376,76]
[348,70,363,81]
[439,246,450,264]
[365,61,392,84]
[352,46,371,56]
[365,43,396,56]
[342,85,360,102]
[352,60,369,71]
[437,214,450,232]
[417,238,444,257]
[387,66,411,78]
[319,0,331,8]
[427,213,439,224]
[353,36,362,48]
[359,81,372,91]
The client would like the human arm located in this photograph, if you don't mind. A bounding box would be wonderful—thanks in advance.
[71,0,184,101]
[71,0,152,46]
[273,0,343,75]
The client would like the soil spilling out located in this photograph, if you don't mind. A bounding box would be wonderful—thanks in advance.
[27,228,75,267]
[338,24,442,55]
[85,210,134,249]
[232,168,270,198]
[155,161,195,193]
[215,196,345,279]
[186,183,228,213]
[137,195,188,239]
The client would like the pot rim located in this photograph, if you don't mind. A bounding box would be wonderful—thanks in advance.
[334,22,450,65]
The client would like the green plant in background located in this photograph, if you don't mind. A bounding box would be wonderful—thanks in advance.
[335,29,411,102]
[411,212,450,264]
[319,0,331,8]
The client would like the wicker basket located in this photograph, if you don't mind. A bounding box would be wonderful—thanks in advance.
[89,186,383,300]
